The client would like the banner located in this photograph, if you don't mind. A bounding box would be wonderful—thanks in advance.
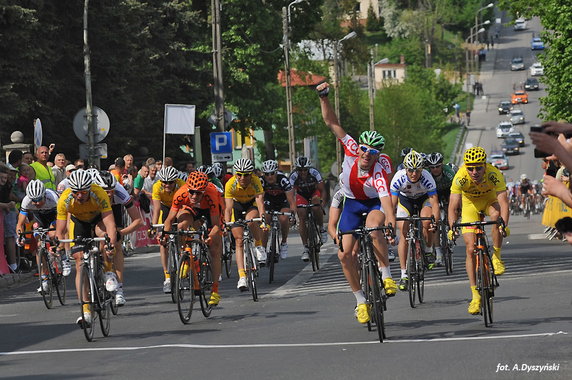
[164,104,195,135]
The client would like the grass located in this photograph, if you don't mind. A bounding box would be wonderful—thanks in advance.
[442,124,462,160]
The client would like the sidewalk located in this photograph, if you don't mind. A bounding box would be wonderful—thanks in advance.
[0,272,34,291]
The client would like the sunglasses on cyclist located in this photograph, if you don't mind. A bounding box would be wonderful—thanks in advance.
[466,165,484,172]
[263,171,276,176]
[188,189,204,196]
[407,168,422,173]
[31,197,45,203]
[162,180,175,185]
[236,172,252,177]
[359,145,380,155]
[429,165,442,169]
[72,190,89,196]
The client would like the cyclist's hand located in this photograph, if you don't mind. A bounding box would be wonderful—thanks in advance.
[501,225,510,237]
[429,222,437,232]
[289,215,296,226]
[316,82,330,98]
[158,232,168,245]
[16,237,24,247]
[260,222,270,232]
[447,229,458,241]
[148,228,156,239]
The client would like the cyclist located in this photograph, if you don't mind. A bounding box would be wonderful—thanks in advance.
[518,174,535,212]
[16,180,70,293]
[317,82,397,324]
[54,169,117,326]
[224,158,268,290]
[448,147,510,315]
[390,150,439,291]
[395,147,412,171]
[163,171,223,306]
[425,152,456,266]
[93,171,143,306]
[198,164,224,193]
[290,156,328,261]
[151,166,186,293]
[260,159,296,259]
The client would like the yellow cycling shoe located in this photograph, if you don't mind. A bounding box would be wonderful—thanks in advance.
[383,278,398,297]
[208,292,221,306]
[468,298,481,315]
[492,256,506,276]
[354,303,371,324]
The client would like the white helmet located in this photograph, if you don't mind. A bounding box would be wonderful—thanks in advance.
[157,166,179,182]
[93,170,117,190]
[26,180,46,200]
[233,158,254,172]
[262,160,278,173]
[85,167,100,179]
[68,169,93,191]
[211,162,223,177]
[520,173,528,180]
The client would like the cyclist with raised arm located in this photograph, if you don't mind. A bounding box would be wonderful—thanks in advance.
[290,156,328,261]
[317,82,397,324]
[92,171,143,306]
[151,166,186,293]
[260,160,296,259]
[163,171,223,306]
[391,150,439,291]
[425,152,456,266]
[224,158,268,290]
[448,147,510,315]
[16,180,70,293]
[54,170,117,326]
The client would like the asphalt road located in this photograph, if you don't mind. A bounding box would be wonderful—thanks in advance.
[1,14,571,380]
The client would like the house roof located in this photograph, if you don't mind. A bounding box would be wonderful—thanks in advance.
[277,69,326,87]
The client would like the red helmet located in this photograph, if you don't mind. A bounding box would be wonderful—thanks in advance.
[186,171,209,191]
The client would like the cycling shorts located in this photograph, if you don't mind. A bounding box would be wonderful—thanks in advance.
[180,205,214,230]
[232,200,257,222]
[296,189,321,206]
[70,215,102,253]
[460,195,499,234]
[29,210,57,229]
[338,197,384,233]
[112,204,124,228]
[264,198,289,212]
[396,194,431,218]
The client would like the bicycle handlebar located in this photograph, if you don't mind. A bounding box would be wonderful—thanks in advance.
[453,217,505,229]
[337,224,395,253]
[19,227,56,237]
[225,217,264,228]
[57,236,109,244]
[396,215,435,223]
[150,223,178,229]
[297,203,321,209]
[266,210,293,217]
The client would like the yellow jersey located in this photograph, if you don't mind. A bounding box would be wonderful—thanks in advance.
[451,163,507,201]
[224,175,263,204]
[152,178,186,207]
[57,184,112,222]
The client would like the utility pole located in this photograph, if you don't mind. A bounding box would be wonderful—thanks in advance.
[83,0,98,167]
[283,6,296,169]
[212,0,225,132]
[367,48,375,131]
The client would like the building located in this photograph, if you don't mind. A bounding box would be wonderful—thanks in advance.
[374,55,407,89]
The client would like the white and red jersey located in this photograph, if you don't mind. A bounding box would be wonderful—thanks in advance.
[339,134,389,200]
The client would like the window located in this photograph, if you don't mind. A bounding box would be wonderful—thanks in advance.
[382,69,396,79]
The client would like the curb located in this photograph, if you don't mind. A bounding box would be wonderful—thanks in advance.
[0,272,35,292]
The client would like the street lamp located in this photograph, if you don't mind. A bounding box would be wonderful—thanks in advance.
[465,27,485,113]
[283,0,304,170]
[334,31,357,175]
[474,3,493,45]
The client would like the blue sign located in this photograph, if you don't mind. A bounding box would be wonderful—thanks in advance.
[210,132,233,154]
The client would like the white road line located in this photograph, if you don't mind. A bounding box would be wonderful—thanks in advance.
[0,331,567,356]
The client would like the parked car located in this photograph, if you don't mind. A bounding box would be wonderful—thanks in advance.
[502,138,521,155]
[508,131,525,146]
[498,101,512,115]
[530,62,544,76]
[524,77,540,91]
[511,90,529,104]
[531,37,545,50]
[511,57,525,71]
[488,151,509,170]
[509,109,525,125]
[514,18,527,31]
[496,121,514,138]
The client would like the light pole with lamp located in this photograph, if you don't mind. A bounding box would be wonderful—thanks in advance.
[472,3,493,71]
[469,19,491,74]
[282,0,304,170]
[333,31,357,175]
[465,27,486,114]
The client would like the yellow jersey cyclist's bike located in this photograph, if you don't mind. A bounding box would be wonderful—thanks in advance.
[266,210,293,284]
[338,216,395,343]
[297,203,324,271]
[438,200,454,275]
[396,212,435,309]
[150,223,180,303]
[452,217,504,327]
[59,235,114,342]
[21,227,67,309]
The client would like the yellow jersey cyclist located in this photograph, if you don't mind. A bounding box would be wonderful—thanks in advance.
[151,166,186,293]
[92,170,143,306]
[55,169,118,326]
[318,81,397,325]
[224,158,268,291]
[448,147,510,315]
[390,150,440,291]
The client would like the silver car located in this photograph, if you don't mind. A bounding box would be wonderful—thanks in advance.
[509,109,525,125]
[511,57,525,71]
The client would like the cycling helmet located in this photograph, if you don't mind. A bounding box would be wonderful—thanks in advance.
[262,160,279,173]
[463,147,487,165]
[93,170,117,190]
[197,165,213,175]
[178,170,188,182]
[403,150,424,170]
[426,152,444,166]
[68,169,93,191]
[358,131,385,149]
[233,158,254,172]
[520,173,528,180]
[295,156,312,169]
[400,147,412,157]
[157,166,179,182]
[26,180,46,200]
[86,167,100,179]
[186,171,209,191]
[211,162,223,177]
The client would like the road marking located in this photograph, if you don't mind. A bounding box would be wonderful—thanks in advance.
[529,233,551,240]
[0,331,567,356]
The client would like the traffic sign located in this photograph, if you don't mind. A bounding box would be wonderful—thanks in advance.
[210,132,233,154]
[79,143,108,160]
[73,107,110,143]
[34,119,42,152]
[211,153,233,162]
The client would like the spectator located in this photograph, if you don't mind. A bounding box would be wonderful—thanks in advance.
[555,217,572,244]
[74,158,85,169]
[143,165,158,197]
[8,150,23,170]
[30,146,56,190]
[185,161,196,173]
[155,159,163,170]
[14,163,35,202]
[111,157,126,181]
[133,165,149,197]
[52,153,66,186]
[124,154,135,172]
[0,164,18,272]
[22,152,34,165]
[145,157,156,168]
[164,156,174,167]
[65,164,76,177]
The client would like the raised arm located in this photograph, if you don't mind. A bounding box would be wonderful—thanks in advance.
[317,82,347,141]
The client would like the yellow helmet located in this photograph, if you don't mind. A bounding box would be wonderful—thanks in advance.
[403,149,424,170]
[463,147,487,165]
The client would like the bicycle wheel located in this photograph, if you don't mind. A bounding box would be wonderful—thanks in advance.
[222,234,234,278]
[176,253,195,324]
[483,253,494,326]
[359,253,373,332]
[52,254,67,306]
[168,240,179,304]
[416,241,425,304]
[476,251,489,326]
[244,242,258,301]
[96,264,112,337]
[79,264,96,342]
[307,218,320,271]
[38,249,53,309]
[368,261,385,342]
[198,246,213,318]
[110,289,119,316]
[406,242,416,308]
